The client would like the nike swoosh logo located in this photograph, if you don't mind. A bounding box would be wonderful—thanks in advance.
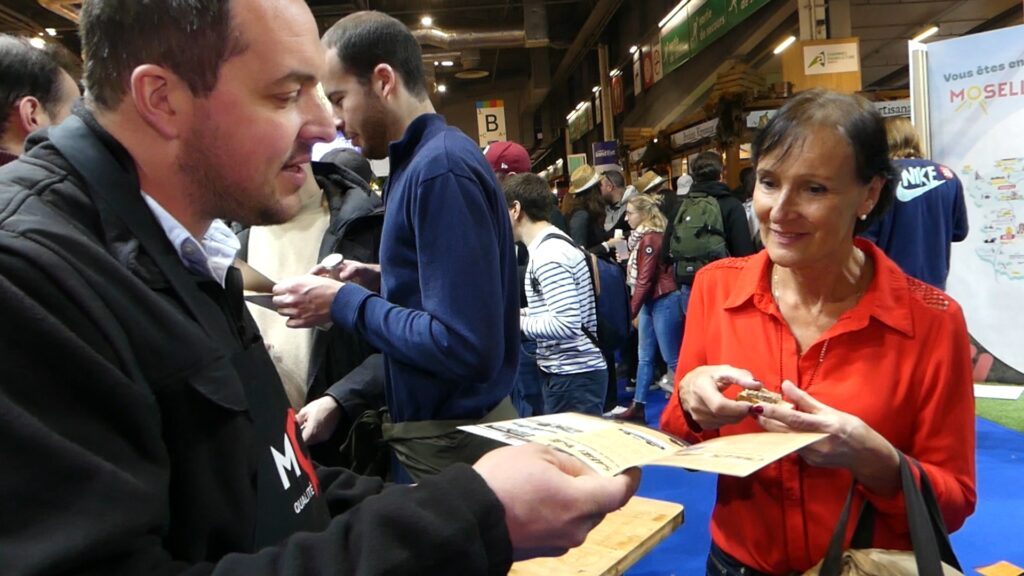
[896,179,944,202]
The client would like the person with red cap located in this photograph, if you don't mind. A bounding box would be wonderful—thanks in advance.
[484,140,532,178]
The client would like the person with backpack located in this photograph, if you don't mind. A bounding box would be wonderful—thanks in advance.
[505,173,608,416]
[664,151,756,313]
[613,194,682,424]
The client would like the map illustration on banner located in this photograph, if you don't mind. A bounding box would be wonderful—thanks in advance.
[921,24,1024,381]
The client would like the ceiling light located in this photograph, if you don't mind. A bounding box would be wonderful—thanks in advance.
[433,60,439,66]
[45,28,57,36]
[912,25,939,43]
[658,0,688,29]
[441,60,454,67]
[421,16,433,27]
[653,138,659,143]
[772,35,796,55]
[29,37,46,49]
[437,84,447,93]
[628,45,638,55]
[592,86,600,93]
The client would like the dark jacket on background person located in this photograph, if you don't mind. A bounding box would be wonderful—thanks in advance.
[238,160,385,408]
[237,160,386,467]
[629,231,677,318]
[661,179,756,268]
[0,109,512,574]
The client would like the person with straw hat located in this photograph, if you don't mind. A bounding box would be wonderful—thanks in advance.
[562,164,606,250]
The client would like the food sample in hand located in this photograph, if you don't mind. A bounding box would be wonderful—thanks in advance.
[737,389,794,409]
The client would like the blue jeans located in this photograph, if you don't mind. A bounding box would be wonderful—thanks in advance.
[541,368,606,416]
[634,290,684,404]
[512,340,544,417]
[678,283,692,314]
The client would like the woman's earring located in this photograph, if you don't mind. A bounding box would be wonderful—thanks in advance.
[859,214,868,221]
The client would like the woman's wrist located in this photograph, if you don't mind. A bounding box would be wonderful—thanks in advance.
[850,428,901,496]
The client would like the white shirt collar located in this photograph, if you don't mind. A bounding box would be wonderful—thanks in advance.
[141,193,240,287]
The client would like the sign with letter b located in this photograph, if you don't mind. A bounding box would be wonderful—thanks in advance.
[476,100,507,147]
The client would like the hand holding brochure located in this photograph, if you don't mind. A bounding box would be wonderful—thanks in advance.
[460,413,826,478]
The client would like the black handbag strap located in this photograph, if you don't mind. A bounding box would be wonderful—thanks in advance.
[818,453,962,576]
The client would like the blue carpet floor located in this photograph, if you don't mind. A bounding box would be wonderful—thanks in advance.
[615,388,1024,575]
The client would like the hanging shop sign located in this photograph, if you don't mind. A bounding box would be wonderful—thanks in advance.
[642,43,655,90]
[567,153,588,176]
[689,0,729,56]
[632,52,642,96]
[727,0,772,27]
[872,99,911,117]
[567,102,594,142]
[476,100,507,147]
[592,141,620,172]
[802,41,860,76]
[660,9,690,76]
[661,0,770,77]
[611,75,625,115]
[670,118,719,148]
[652,40,664,83]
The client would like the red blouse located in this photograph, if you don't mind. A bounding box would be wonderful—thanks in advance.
[660,239,976,574]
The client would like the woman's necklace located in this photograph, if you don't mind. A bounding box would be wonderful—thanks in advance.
[770,263,865,390]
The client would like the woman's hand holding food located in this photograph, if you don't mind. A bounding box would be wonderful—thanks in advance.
[757,381,901,495]
[678,365,764,431]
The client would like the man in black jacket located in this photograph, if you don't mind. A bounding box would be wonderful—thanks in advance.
[0,1,638,574]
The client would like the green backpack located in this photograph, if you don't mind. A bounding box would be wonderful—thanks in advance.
[667,191,729,285]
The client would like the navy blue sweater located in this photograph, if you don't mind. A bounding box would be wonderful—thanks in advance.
[862,158,968,290]
[331,114,518,422]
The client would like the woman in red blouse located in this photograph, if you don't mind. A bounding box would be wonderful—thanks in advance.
[660,89,976,575]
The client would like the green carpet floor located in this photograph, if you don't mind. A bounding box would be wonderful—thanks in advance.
[976,383,1024,432]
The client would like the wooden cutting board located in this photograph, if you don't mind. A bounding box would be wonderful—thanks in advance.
[509,496,684,576]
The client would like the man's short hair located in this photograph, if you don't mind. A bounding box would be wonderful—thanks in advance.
[690,151,723,183]
[80,0,248,110]
[602,170,625,189]
[503,173,553,222]
[0,34,69,136]
[322,11,428,100]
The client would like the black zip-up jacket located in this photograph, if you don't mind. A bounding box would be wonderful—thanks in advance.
[238,161,387,468]
[0,108,511,575]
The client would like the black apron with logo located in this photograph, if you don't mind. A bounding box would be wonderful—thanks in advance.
[51,115,329,549]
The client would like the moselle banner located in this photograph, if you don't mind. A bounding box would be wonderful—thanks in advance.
[926,24,1024,382]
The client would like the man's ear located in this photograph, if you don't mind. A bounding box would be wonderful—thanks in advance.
[15,96,51,134]
[372,64,398,101]
[128,64,193,140]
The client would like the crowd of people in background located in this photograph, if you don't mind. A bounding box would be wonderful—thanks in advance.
[0,3,976,574]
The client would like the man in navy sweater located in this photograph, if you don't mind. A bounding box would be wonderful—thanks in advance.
[275,11,520,481]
